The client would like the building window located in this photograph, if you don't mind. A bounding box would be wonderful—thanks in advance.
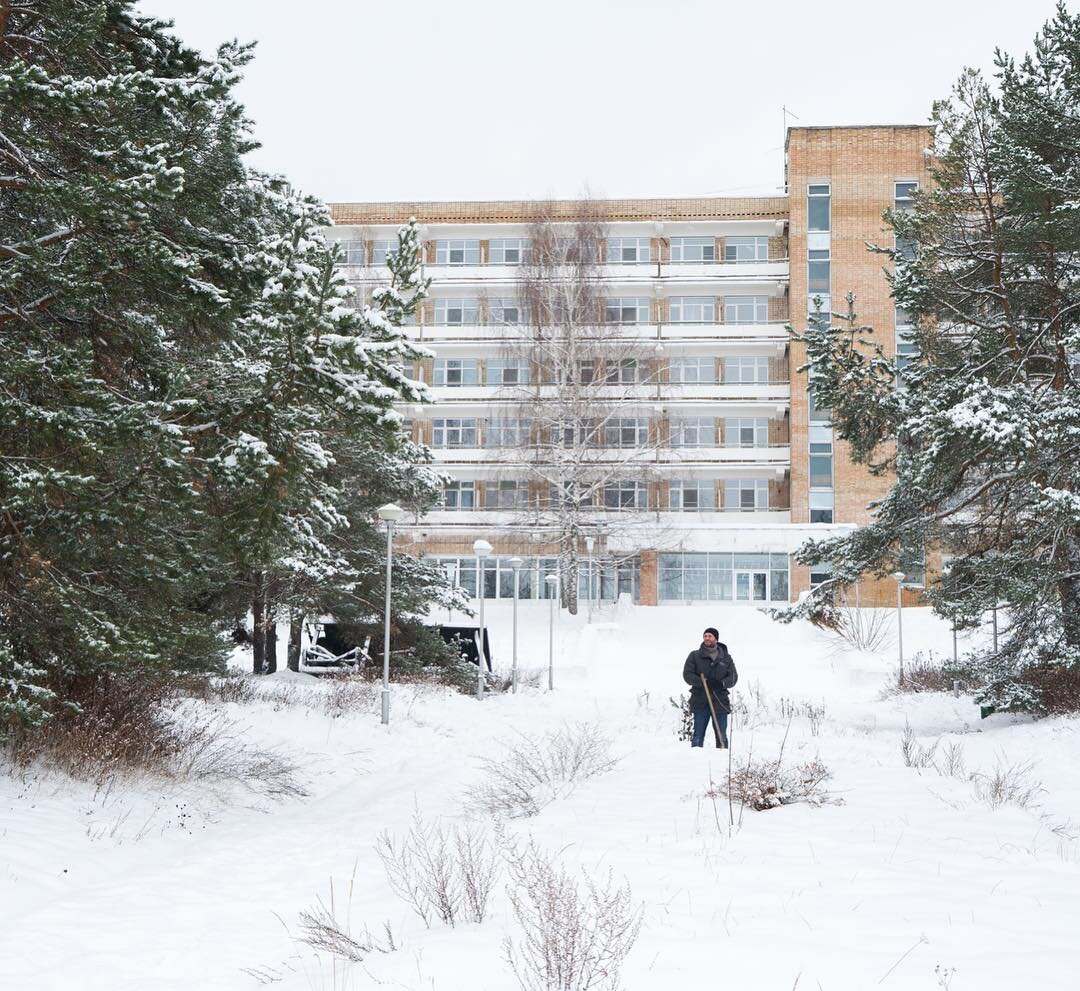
[441,480,475,510]
[724,478,769,511]
[606,237,650,263]
[371,239,396,266]
[604,297,651,324]
[895,180,919,261]
[670,417,715,448]
[669,237,716,263]
[335,240,365,266]
[723,356,770,384]
[434,239,481,265]
[724,296,769,324]
[489,238,529,264]
[487,358,530,386]
[809,562,832,587]
[434,298,480,325]
[723,236,769,263]
[808,183,831,232]
[809,442,833,487]
[809,388,831,422]
[896,306,918,385]
[488,297,524,325]
[724,417,768,448]
[432,418,478,447]
[605,358,648,384]
[808,248,831,294]
[900,538,925,587]
[604,417,650,448]
[668,297,716,323]
[669,480,715,511]
[603,480,648,510]
[658,552,789,602]
[809,489,834,524]
[432,358,478,387]
[894,181,918,212]
[668,357,715,384]
[484,480,527,509]
[484,418,531,448]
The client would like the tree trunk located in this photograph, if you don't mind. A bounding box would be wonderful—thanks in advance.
[287,609,303,672]
[264,601,278,675]
[1056,533,1080,651]
[251,571,266,675]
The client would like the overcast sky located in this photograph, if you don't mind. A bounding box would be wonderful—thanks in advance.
[136,0,1066,204]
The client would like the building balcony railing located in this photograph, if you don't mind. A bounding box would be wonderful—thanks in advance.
[410,321,790,343]
[424,446,791,467]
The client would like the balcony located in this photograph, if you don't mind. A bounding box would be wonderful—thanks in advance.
[423,446,790,469]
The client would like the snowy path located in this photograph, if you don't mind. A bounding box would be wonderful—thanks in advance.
[2,604,1078,989]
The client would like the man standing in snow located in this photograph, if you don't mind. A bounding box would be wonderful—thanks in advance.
[683,628,737,748]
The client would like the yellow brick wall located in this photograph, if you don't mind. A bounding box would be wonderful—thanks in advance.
[787,125,931,600]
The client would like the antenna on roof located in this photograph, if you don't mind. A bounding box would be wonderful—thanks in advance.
[782,106,800,193]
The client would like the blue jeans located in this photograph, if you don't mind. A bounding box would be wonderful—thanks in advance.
[691,706,728,748]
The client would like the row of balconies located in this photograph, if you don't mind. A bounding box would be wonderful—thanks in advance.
[423,446,791,466]
[425,475,792,515]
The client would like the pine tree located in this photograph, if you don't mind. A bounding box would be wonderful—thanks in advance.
[779,3,1080,712]
[0,2,452,727]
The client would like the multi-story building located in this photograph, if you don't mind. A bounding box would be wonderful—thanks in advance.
[325,125,931,607]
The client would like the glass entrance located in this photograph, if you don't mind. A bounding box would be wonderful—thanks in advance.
[735,570,769,602]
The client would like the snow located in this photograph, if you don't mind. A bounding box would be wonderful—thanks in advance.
[2,604,1078,990]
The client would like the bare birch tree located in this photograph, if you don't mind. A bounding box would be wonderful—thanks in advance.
[487,205,664,613]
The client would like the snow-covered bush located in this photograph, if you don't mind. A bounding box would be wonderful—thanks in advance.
[468,724,618,819]
[376,812,499,928]
[503,836,641,991]
[669,694,692,742]
[970,760,1044,810]
[297,873,397,963]
[710,756,833,811]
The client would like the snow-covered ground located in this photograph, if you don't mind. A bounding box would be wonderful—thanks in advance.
[2,603,1078,990]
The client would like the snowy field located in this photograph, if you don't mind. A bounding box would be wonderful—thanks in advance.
[2,603,1078,990]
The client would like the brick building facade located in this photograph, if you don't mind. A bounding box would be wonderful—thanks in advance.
[325,125,931,607]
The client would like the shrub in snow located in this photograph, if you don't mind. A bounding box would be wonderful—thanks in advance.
[669,694,693,742]
[468,724,618,819]
[777,698,826,736]
[503,836,641,991]
[376,811,499,928]
[710,756,833,811]
[970,759,1044,810]
[297,872,397,963]
[899,723,940,770]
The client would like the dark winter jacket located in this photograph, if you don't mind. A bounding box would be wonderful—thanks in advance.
[683,642,738,712]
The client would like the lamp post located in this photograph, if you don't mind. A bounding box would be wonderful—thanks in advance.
[891,570,906,686]
[508,556,523,694]
[377,503,405,726]
[473,538,492,700]
[585,535,595,623]
[545,573,558,691]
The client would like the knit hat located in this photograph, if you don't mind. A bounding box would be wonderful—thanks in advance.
[703,627,719,639]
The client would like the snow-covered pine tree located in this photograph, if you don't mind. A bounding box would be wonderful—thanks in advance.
[777,3,1080,713]
[0,2,455,726]
[195,198,446,673]
[0,2,262,727]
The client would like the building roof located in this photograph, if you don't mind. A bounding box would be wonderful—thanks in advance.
[328,196,789,226]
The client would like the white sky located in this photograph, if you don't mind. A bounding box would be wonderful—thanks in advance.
[136,0,1065,203]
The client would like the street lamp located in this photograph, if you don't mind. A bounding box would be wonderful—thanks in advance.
[508,556,523,694]
[585,535,595,623]
[377,503,406,725]
[545,573,559,691]
[891,570,906,686]
[473,538,493,700]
